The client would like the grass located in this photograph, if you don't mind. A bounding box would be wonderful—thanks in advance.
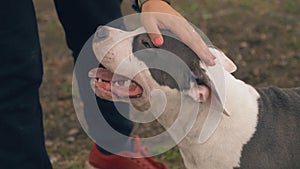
[58,84,73,100]
[284,0,298,14]
[36,0,300,168]
[290,36,300,50]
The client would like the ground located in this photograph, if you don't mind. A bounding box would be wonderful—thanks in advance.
[34,0,299,168]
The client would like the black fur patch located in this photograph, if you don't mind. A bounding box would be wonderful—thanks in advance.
[235,87,300,169]
[132,31,210,90]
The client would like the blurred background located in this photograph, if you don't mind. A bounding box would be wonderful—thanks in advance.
[34,0,299,168]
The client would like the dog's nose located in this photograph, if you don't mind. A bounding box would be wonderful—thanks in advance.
[95,26,109,41]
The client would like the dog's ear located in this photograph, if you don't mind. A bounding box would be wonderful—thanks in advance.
[209,48,237,73]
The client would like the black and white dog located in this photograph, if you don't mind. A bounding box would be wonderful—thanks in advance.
[89,26,300,169]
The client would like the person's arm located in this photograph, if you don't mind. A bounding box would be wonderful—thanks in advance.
[136,0,216,66]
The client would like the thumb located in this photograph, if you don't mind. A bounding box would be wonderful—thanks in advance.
[149,32,164,47]
[142,20,164,47]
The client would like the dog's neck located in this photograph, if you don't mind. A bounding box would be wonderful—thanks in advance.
[222,72,260,117]
[177,72,260,169]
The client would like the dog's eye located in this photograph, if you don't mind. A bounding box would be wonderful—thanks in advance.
[141,40,151,48]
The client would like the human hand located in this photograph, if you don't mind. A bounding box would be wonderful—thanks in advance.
[141,0,216,66]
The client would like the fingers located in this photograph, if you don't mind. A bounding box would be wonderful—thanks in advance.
[141,1,176,47]
[160,16,216,66]
[142,17,164,47]
[151,34,164,47]
[170,21,216,66]
[141,1,216,66]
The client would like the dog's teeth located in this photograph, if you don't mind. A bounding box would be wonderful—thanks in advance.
[124,80,131,87]
[97,78,102,82]
[131,82,137,86]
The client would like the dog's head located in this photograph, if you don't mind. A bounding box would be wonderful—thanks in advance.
[89,26,236,112]
[89,26,238,143]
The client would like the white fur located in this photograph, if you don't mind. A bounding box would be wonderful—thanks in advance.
[178,72,260,169]
[92,26,261,169]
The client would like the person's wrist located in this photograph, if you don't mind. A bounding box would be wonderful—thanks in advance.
[140,0,170,12]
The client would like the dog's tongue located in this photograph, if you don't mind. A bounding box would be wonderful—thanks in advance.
[89,68,143,97]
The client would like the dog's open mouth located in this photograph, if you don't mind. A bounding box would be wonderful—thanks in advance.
[88,67,143,98]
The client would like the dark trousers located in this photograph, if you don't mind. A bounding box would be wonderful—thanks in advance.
[54,0,133,151]
[0,0,52,168]
[0,0,132,168]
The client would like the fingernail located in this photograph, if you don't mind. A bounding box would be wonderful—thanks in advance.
[154,37,163,46]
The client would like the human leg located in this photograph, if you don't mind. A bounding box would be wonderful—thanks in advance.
[53,0,134,152]
[0,1,52,169]
[53,1,168,168]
